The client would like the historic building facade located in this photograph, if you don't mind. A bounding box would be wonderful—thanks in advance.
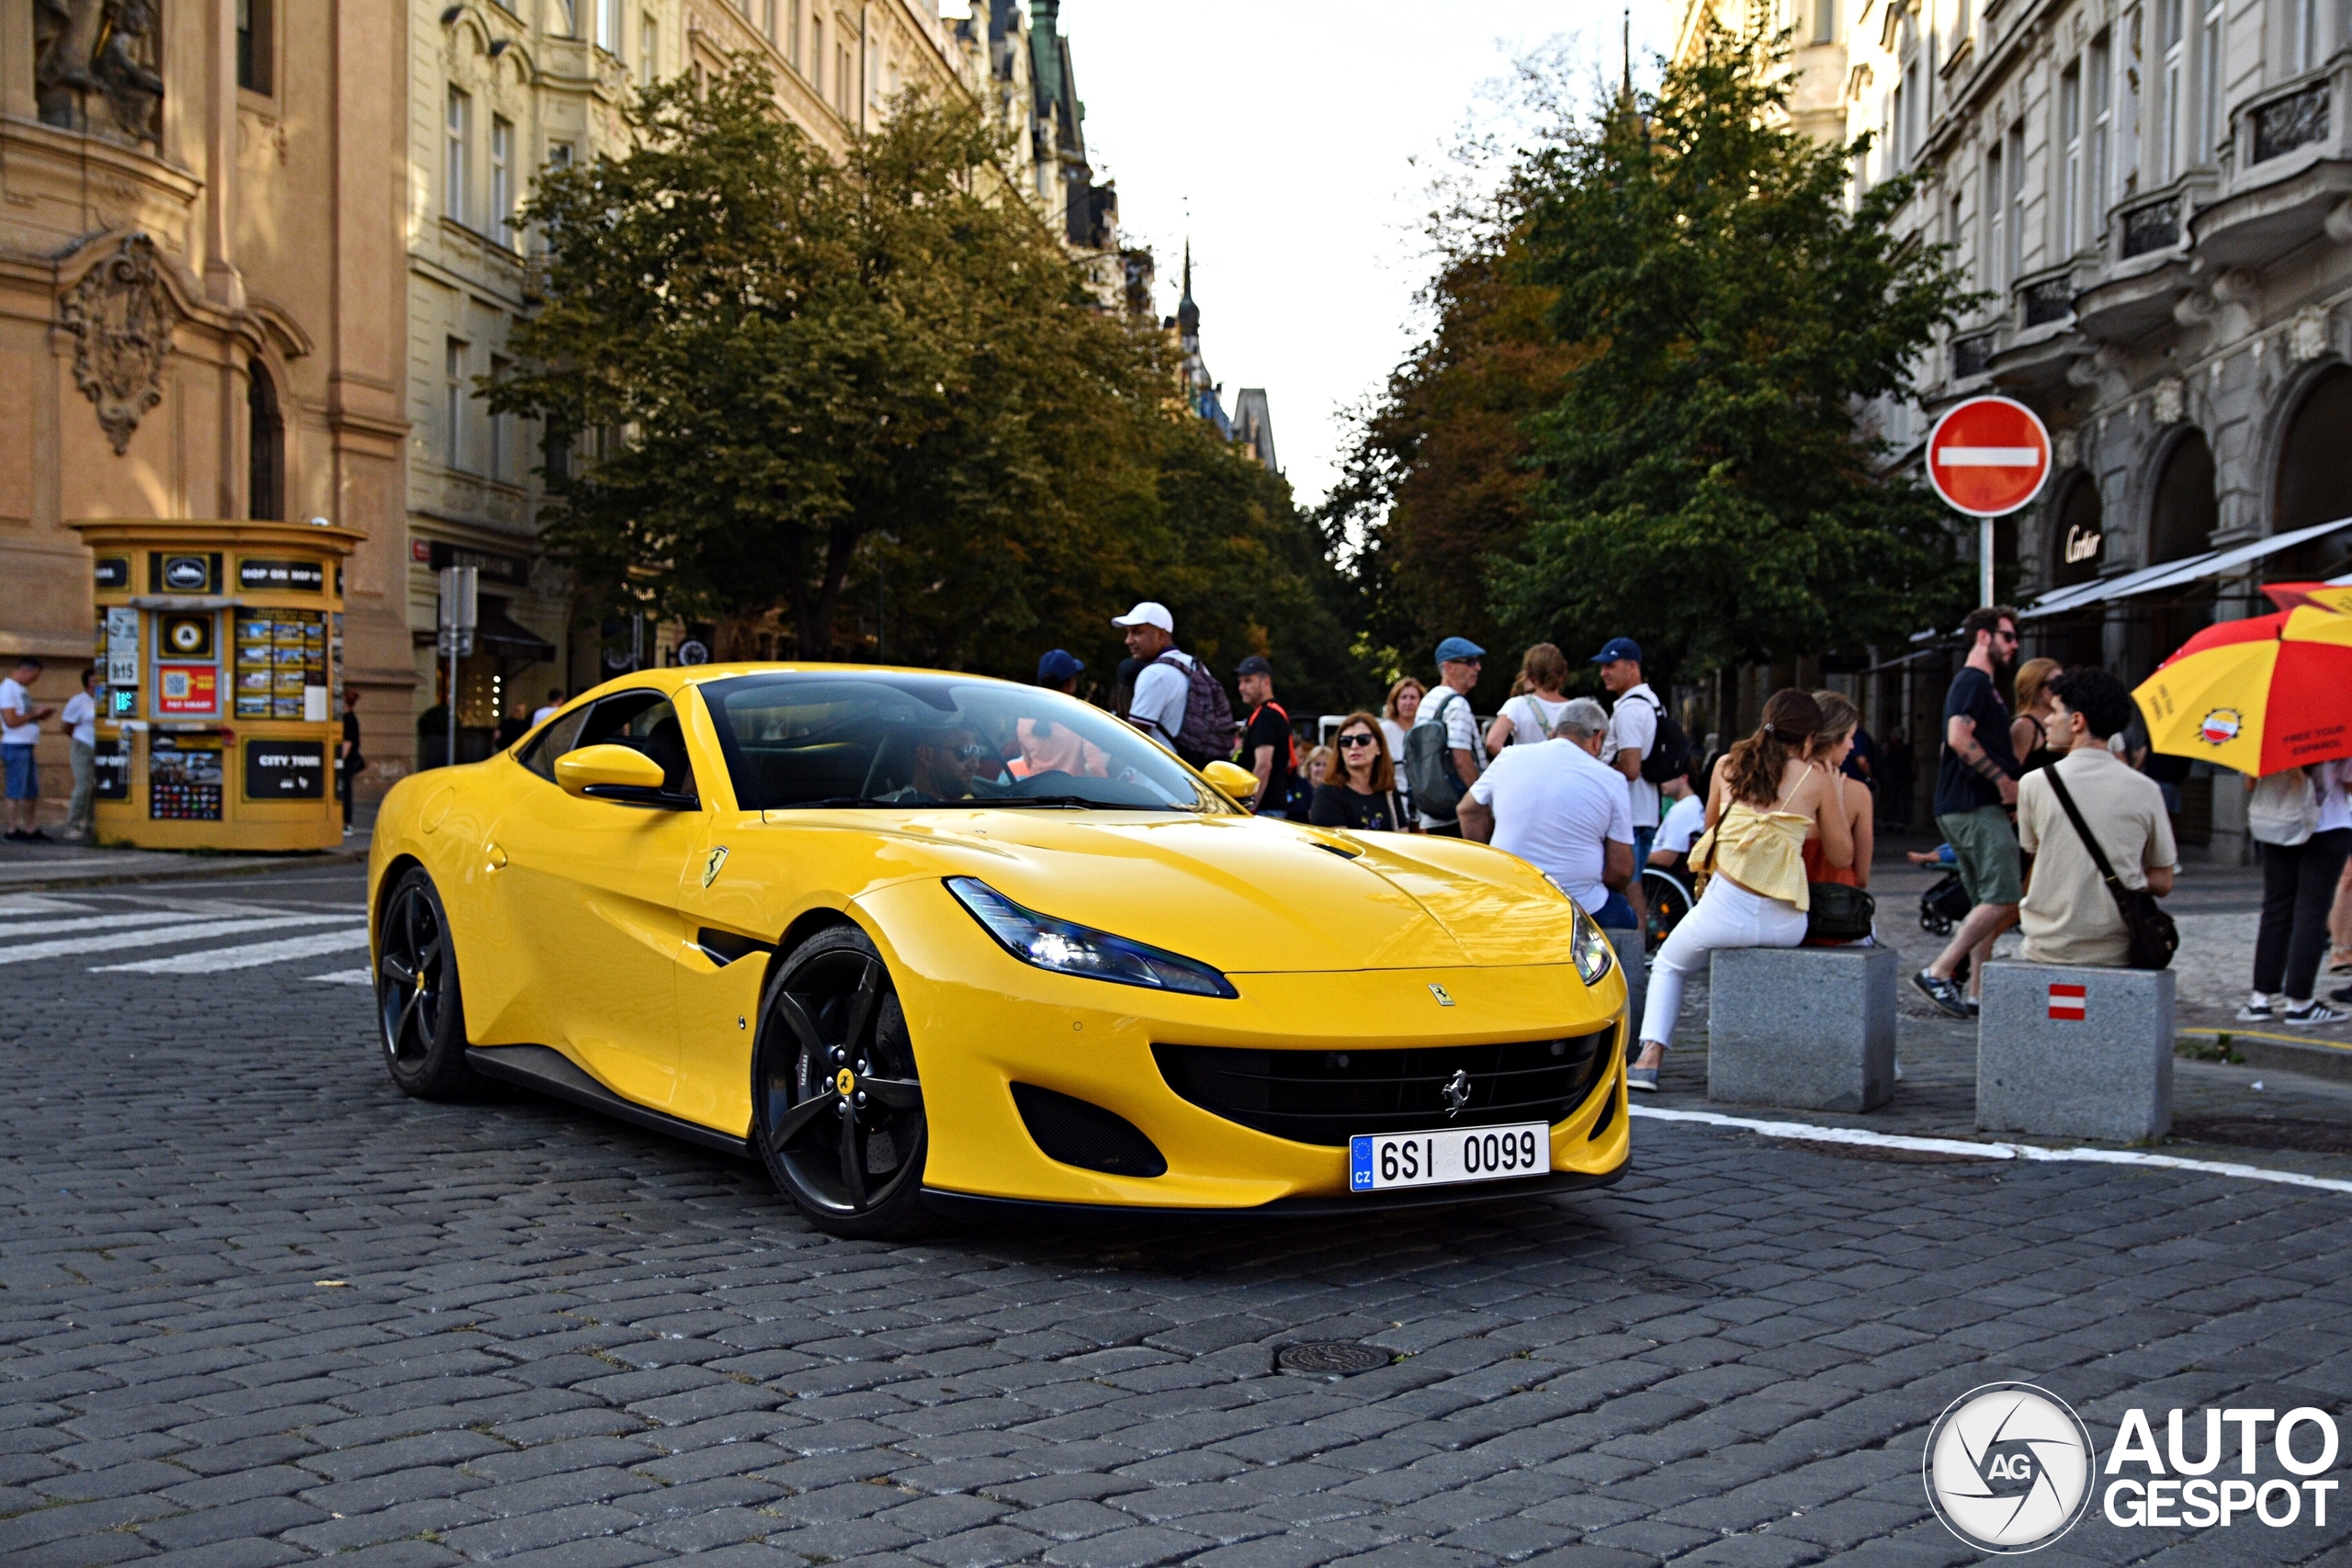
[0,0,413,814]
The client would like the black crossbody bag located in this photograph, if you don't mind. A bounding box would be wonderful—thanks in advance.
[2043,765,2178,971]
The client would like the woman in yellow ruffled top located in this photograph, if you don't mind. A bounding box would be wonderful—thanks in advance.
[1626,689,1856,1091]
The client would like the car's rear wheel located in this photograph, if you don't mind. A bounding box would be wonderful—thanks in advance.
[752,926,932,1238]
[377,867,479,1099]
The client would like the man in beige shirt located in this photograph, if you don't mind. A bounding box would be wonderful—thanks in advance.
[2016,668,2177,966]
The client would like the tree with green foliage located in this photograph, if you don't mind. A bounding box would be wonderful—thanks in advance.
[1498,27,1977,677]
[494,56,1353,713]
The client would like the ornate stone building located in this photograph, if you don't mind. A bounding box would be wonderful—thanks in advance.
[0,0,412,818]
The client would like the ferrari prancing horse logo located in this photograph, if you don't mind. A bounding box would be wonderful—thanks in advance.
[1428,983,1454,1007]
[703,845,729,887]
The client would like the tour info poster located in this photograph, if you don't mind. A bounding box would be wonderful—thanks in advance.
[148,734,224,821]
[233,609,327,719]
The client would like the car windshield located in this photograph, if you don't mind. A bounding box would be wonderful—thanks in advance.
[699,671,1237,814]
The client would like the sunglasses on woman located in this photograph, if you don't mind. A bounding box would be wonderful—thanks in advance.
[1337,733,1379,749]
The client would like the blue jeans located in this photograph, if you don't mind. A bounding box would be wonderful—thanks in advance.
[1631,825,1656,869]
[1595,889,1639,931]
[2,744,34,800]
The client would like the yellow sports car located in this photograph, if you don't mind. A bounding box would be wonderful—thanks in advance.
[368,665,1628,1235]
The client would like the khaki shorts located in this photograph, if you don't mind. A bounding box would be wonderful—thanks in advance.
[1937,804,2022,908]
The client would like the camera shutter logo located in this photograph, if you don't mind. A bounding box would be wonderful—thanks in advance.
[1923,1382,2097,1552]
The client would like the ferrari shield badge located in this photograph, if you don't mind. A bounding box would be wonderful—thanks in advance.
[1428,983,1454,1007]
[703,845,729,887]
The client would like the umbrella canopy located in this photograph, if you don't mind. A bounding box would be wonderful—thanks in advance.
[2135,604,2352,776]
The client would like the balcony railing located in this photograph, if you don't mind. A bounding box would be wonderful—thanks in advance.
[2254,82,2331,163]
[2021,275,2074,327]
[2120,197,2182,258]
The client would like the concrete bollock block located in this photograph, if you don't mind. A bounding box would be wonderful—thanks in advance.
[1605,926,1647,1040]
[1707,944,1897,1112]
[1977,961,2174,1142]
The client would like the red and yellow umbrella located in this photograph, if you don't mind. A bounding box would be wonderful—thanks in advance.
[2135,588,2352,776]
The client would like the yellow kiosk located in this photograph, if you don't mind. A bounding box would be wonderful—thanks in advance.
[69,519,362,852]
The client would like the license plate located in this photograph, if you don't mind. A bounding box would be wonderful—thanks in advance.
[1349,1122,1550,1192]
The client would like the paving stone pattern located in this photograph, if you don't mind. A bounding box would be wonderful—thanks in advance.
[5,871,2352,1565]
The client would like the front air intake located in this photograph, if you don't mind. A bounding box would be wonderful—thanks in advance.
[1009,1083,1168,1178]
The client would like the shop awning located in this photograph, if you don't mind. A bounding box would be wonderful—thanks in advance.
[2020,516,2352,620]
[474,608,559,663]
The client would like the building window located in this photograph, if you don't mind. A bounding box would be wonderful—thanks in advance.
[1902,62,1919,161]
[764,0,777,42]
[2060,64,2083,250]
[640,16,658,85]
[791,3,805,69]
[491,116,514,248]
[2199,0,2224,159]
[2089,31,2112,240]
[548,140,573,172]
[236,0,273,94]
[2005,121,2026,285]
[837,44,850,116]
[2160,0,2185,182]
[596,0,622,55]
[554,0,576,36]
[489,355,511,483]
[2293,0,2322,71]
[446,339,469,471]
[1812,0,1835,44]
[445,88,471,225]
[247,362,283,522]
[1984,140,2006,285]
[808,13,820,79]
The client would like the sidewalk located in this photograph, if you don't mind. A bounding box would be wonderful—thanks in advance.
[1645,832,2352,1183]
[0,813,372,891]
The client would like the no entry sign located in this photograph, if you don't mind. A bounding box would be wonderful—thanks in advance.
[1928,395,2052,517]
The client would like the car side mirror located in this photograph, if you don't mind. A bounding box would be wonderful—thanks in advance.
[556,743,669,803]
[1203,760,1261,805]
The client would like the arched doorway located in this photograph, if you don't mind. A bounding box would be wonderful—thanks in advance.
[247,362,283,522]
[2272,367,2352,578]
[2041,475,2107,669]
[2140,430,2218,844]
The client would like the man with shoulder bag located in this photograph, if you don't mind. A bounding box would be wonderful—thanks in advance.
[2013,669,2178,972]
[1404,637,1488,836]
[2240,756,2352,1024]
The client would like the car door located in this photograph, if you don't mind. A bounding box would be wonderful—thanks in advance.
[484,689,707,1110]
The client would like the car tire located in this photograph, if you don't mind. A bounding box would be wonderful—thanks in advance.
[376,866,480,1100]
[752,924,933,1239]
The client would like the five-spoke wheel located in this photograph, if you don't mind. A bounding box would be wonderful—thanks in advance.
[752,926,930,1237]
[377,867,478,1099]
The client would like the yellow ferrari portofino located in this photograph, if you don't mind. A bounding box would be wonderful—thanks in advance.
[368,665,1629,1235]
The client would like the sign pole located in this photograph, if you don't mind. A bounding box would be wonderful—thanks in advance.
[1980,516,1996,608]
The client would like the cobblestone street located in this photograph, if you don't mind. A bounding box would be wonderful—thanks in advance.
[6,869,2352,1567]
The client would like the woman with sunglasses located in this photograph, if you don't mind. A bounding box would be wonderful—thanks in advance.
[1310,711,1414,832]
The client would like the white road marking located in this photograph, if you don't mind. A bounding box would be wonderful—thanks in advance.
[1935,446,2041,466]
[0,895,98,917]
[0,912,361,966]
[1630,1105,2352,1197]
[308,967,373,986]
[0,908,287,942]
[94,927,373,975]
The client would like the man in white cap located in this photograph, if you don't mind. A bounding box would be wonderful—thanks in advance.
[1113,601,1213,766]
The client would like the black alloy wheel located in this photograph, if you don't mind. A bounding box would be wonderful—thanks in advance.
[377,867,478,1099]
[752,926,931,1238]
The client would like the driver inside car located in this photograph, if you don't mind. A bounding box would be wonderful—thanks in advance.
[883,724,1003,803]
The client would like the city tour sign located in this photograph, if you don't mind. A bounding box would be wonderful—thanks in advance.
[1928,394,2053,604]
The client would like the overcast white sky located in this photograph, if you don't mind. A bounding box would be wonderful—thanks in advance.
[1053,1,1672,513]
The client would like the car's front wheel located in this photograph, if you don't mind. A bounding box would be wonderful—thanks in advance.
[377,866,479,1100]
[752,926,932,1238]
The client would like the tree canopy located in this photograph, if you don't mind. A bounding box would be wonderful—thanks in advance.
[494,58,1353,712]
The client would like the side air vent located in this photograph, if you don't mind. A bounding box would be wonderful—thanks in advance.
[1010,1083,1168,1178]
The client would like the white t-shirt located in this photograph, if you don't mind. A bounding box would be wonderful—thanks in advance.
[0,678,37,746]
[1465,739,1634,915]
[1605,682,1662,829]
[530,704,562,728]
[1498,693,1572,747]
[1127,649,1194,748]
[1654,791,1706,857]
[62,692,96,748]
[1413,685,1487,827]
[2316,759,2352,836]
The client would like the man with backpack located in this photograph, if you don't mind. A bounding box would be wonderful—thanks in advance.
[1404,637,1488,836]
[1234,656,1305,819]
[1113,601,1237,772]
[1593,637,1690,872]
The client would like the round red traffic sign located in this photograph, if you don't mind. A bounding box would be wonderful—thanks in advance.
[1926,395,2052,517]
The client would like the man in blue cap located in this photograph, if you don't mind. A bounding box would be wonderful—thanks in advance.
[1411,637,1487,835]
[1035,648,1083,694]
[1593,637,1664,871]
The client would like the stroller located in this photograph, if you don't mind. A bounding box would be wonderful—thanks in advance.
[1919,869,1973,936]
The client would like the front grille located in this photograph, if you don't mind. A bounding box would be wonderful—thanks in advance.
[1153,1029,1616,1146]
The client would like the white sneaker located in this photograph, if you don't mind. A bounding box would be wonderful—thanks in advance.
[2236,999,2275,1022]
[2284,1001,2345,1028]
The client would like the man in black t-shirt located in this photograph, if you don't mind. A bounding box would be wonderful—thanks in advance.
[1234,655,1299,819]
[1914,605,2025,1018]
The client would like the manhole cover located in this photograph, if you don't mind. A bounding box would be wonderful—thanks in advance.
[1276,1341,1389,1376]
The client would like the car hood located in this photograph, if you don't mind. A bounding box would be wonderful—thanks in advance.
[814,809,1580,973]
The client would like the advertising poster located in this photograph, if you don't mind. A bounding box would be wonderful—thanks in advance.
[242,739,325,801]
[147,734,223,820]
[155,664,220,716]
[92,738,130,801]
[233,609,327,719]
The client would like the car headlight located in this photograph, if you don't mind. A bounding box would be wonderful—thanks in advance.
[945,878,1239,998]
[1570,902,1614,987]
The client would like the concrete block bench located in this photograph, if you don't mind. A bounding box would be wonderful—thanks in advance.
[1707,944,1896,1112]
[1978,962,2173,1142]
[1605,926,1647,1040]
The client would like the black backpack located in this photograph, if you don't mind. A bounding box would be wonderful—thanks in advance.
[1634,693,1693,786]
[1402,689,1474,819]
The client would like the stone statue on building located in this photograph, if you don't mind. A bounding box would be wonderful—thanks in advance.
[36,0,164,147]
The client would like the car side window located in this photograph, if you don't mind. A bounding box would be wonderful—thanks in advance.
[575,691,697,799]
[518,704,593,782]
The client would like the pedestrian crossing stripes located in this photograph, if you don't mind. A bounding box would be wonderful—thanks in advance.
[308,967,373,986]
[0,911,366,966]
[92,927,373,975]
